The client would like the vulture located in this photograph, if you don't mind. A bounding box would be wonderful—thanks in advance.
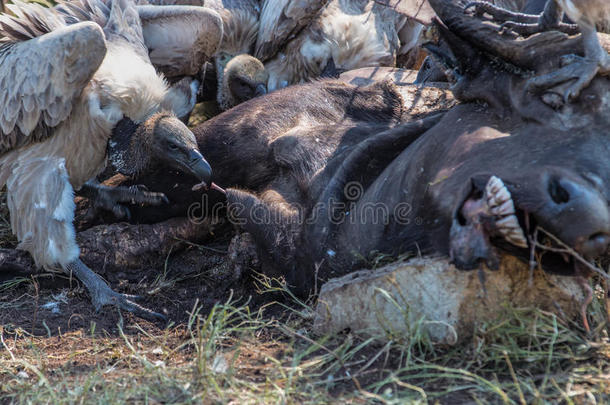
[144,0,269,110]
[217,54,268,110]
[466,0,610,101]
[195,0,268,109]
[259,0,435,91]
[148,0,436,99]
[0,0,222,319]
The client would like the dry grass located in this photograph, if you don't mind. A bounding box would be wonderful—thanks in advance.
[1,274,609,404]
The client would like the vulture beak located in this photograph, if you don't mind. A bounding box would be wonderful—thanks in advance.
[187,148,212,186]
[254,83,267,97]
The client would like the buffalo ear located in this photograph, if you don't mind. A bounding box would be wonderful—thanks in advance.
[108,117,139,176]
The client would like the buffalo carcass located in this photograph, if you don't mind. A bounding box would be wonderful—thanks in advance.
[126,1,609,326]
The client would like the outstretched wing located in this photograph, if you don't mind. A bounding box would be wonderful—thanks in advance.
[137,5,223,77]
[0,14,106,154]
[255,0,328,61]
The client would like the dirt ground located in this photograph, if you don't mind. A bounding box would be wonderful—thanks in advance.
[0,214,250,336]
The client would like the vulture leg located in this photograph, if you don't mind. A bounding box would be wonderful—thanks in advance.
[65,258,166,321]
[6,158,164,321]
[79,180,169,221]
[464,0,578,35]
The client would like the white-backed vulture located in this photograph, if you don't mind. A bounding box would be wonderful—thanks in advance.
[258,0,434,91]
[0,0,222,319]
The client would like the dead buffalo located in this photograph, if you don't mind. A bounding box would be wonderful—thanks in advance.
[176,0,609,330]
[119,1,610,331]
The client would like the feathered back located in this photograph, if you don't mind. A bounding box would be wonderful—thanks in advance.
[103,0,148,58]
[256,0,329,61]
[203,0,259,56]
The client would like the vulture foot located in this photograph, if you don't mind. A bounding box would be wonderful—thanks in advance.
[465,2,537,24]
[464,2,578,36]
[81,181,169,221]
[65,259,166,321]
[527,37,610,103]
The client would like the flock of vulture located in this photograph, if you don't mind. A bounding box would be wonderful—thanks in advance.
[0,0,609,330]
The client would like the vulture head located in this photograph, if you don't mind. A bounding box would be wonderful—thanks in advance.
[109,112,212,186]
[217,54,268,110]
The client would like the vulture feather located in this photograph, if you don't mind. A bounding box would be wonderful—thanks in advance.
[0,0,222,319]
[261,0,430,91]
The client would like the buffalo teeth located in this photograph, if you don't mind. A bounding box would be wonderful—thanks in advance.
[485,176,528,248]
[495,199,516,217]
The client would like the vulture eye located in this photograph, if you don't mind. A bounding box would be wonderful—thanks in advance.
[168,142,179,151]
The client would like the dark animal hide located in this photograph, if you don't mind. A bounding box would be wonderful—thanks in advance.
[126,77,456,224]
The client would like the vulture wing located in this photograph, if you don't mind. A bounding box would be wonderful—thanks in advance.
[104,0,149,60]
[255,0,329,61]
[0,16,106,154]
[142,0,258,56]
[137,5,223,77]
[374,0,436,25]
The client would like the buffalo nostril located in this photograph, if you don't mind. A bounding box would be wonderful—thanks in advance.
[548,177,570,204]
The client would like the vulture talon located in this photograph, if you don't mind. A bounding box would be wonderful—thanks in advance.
[467,0,608,102]
[527,57,601,102]
[66,259,166,322]
[80,181,168,220]
[464,2,538,24]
